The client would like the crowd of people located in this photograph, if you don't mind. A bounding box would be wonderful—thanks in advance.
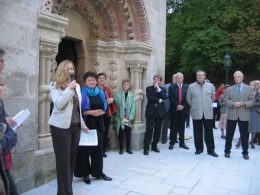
[0,49,259,195]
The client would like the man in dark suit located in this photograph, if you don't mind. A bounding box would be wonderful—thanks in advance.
[224,71,254,160]
[143,74,167,155]
[168,72,189,150]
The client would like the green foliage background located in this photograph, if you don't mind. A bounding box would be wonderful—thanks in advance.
[166,0,260,85]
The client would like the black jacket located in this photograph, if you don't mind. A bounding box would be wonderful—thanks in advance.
[145,85,167,118]
[169,83,189,114]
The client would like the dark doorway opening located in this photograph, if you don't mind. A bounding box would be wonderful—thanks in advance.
[56,38,78,75]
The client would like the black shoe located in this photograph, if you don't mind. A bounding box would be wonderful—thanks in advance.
[83,176,91,184]
[168,144,174,150]
[250,142,255,149]
[208,151,218,157]
[221,135,226,139]
[103,153,107,157]
[101,174,112,181]
[175,140,178,144]
[126,149,133,154]
[180,144,189,150]
[213,127,217,129]
[143,149,149,155]
[243,154,249,160]
[224,153,230,158]
[186,124,190,128]
[161,140,167,144]
[151,147,160,153]
[195,151,202,155]
[119,149,123,154]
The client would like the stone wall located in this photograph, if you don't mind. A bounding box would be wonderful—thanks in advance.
[0,0,41,193]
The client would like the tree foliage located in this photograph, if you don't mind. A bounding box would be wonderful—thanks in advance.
[166,0,260,84]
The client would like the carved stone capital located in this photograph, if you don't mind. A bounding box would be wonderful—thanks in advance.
[40,44,58,57]
[126,61,147,72]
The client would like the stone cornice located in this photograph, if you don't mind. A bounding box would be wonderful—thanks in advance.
[86,40,152,55]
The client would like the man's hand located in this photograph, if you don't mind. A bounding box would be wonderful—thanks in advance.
[177,105,184,111]
[5,117,17,128]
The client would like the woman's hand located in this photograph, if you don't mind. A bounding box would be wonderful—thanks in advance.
[82,126,89,133]
[68,80,76,90]
[93,109,105,116]
[107,98,114,104]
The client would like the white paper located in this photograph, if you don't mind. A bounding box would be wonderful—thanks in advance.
[79,129,98,146]
[212,102,218,108]
[12,108,31,131]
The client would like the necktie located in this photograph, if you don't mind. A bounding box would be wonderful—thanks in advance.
[178,84,182,104]
[237,85,241,97]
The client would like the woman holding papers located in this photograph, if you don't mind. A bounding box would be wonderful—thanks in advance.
[74,71,112,185]
[114,79,136,154]
[48,60,88,195]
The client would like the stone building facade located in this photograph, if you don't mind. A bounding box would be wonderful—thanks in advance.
[0,0,166,193]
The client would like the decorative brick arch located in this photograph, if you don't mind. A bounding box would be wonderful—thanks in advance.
[41,0,151,43]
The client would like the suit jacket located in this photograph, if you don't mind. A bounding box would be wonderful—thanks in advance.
[225,83,254,121]
[169,83,189,114]
[145,85,167,118]
[251,90,260,114]
[48,83,87,129]
[186,82,215,120]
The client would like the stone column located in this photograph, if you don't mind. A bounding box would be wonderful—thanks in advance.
[127,61,147,124]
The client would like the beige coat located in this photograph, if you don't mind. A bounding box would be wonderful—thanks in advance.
[225,83,254,121]
[48,83,87,129]
[186,82,215,120]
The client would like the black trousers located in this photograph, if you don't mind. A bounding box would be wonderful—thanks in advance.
[74,129,103,178]
[193,117,215,153]
[186,109,190,126]
[103,116,111,152]
[50,123,81,195]
[118,126,131,150]
[169,112,186,146]
[225,119,249,155]
[161,112,171,142]
[144,111,163,150]
[6,171,18,195]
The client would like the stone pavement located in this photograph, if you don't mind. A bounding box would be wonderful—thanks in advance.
[22,124,260,195]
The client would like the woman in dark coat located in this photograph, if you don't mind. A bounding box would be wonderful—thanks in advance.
[74,71,112,184]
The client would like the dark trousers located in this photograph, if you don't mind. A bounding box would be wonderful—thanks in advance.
[193,117,215,153]
[74,130,103,177]
[51,123,81,195]
[144,111,163,150]
[103,116,111,152]
[186,109,190,126]
[169,112,186,146]
[225,119,249,155]
[118,126,131,150]
[6,171,18,195]
[161,112,170,142]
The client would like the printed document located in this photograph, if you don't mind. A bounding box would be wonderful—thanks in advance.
[79,129,98,146]
[13,108,31,131]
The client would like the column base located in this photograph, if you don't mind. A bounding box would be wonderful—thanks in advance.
[131,123,146,150]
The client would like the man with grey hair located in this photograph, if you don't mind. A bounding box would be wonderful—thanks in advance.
[161,74,176,144]
[187,70,218,157]
[168,72,189,150]
[224,71,254,160]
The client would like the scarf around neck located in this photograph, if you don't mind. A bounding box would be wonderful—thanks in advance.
[82,86,100,96]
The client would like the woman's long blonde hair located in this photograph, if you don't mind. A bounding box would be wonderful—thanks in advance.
[52,60,74,89]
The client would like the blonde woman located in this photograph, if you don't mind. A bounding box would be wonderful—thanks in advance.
[48,60,88,195]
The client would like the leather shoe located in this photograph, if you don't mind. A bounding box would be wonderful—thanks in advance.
[101,174,112,181]
[221,135,226,139]
[168,144,174,150]
[224,153,230,158]
[126,149,133,154]
[175,140,178,144]
[119,149,123,154]
[103,153,107,157]
[151,147,160,153]
[243,154,249,160]
[208,151,218,157]
[83,176,91,184]
[180,144,189,150]
[195,151,202,155]
[143,149,149,155]
[161,140,167,144]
